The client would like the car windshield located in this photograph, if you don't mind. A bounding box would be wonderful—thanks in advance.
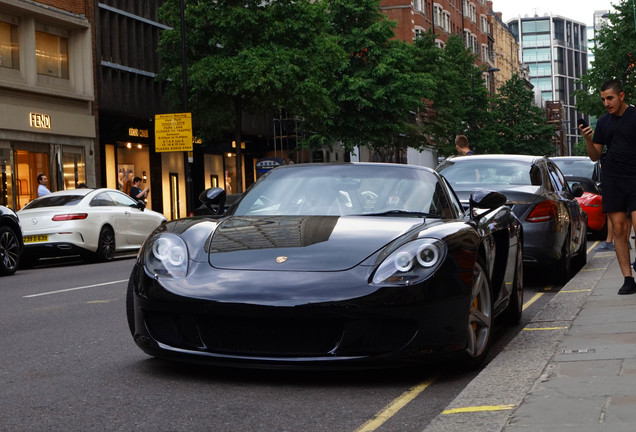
[553,159,595,178]
[234,164,448,217]
[22,194,83,209]
[439,160,534,186]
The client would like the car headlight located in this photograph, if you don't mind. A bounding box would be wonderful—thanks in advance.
[143,233,189,279]
[372,239,446,285]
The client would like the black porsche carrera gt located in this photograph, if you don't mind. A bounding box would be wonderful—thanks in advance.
[127,163,523,369]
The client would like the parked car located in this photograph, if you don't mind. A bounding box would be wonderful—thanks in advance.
[128,163,524,370]
[0,205,23,275]
[552,156,606,239]
[18,188,167,265]
[437,154,587,284]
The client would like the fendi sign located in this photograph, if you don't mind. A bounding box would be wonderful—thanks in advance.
[29,112,51,129]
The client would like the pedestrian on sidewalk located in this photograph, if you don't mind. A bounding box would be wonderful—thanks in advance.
[455,135,475,156]
[581,79,636,295]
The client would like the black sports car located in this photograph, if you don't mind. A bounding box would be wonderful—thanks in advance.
[127,163,523,369]
[0,205,22,276]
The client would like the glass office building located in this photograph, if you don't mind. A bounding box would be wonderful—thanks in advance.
[507,15,589,154]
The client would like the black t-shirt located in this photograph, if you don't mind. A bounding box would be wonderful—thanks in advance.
[130,186,142,199]
[595,106,636,179]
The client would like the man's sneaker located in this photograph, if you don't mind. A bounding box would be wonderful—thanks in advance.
[618,279,636,295]
[594,241,615,251]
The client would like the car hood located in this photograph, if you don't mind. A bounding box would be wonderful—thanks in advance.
[208,215,427,271]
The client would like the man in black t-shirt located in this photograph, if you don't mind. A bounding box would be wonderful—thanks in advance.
[582,79,636,295]
[130,176,149,202]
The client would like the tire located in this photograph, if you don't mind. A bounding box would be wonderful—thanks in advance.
[0,226,20,276]
[554,232,572,285]
[95,226,115,262]
[501,243,524,325]
[458,256,493,369]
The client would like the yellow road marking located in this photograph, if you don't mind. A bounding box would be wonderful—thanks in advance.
[560,289,592,293]
[522,292,543,310]
[581,268,605,272]
[523,326,568,331]
[86,300,112,304]
[589,241,599,253]
[355,376,437,432]
[442,404,516,414]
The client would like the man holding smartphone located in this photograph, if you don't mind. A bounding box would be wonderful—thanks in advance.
[581,79,636,294]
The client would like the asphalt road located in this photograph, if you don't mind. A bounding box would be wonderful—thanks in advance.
[0,255,564,432]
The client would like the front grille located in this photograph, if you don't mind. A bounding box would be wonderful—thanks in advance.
[144,312,418,358]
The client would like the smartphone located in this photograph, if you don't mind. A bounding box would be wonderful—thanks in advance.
[577,118,588,128]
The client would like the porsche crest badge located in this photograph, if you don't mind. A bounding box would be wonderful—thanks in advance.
[276,256,288,263]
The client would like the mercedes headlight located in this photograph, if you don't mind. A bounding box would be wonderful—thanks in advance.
[143,233,189,279]
[372,239,446,285]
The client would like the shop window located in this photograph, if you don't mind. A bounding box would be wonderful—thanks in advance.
[62,150,86,189]
[35,30,69,79]
[170,173,179,220]
[0,20,19,70]
[15,150,49,210]
[0,149,13,208]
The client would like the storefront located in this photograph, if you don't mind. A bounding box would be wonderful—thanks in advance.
[0,108,95,210]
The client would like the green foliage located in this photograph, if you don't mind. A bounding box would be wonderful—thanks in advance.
[572,136,588,156]
[156,0,556,162]
[576,0,636,116]
[300,0,432,154]
[485,74,556,155]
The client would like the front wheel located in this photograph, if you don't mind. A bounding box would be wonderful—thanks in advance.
[94,226,115,262]
[457,257,493,369]
[0,226,20,275]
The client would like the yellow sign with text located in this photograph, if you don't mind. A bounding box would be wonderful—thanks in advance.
[155,113,193,152]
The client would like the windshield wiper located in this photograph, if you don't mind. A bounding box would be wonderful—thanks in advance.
[364,210,433,217]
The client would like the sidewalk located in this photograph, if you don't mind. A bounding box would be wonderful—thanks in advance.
[424,247,636,432]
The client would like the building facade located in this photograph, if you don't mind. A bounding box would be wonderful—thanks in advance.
[491,11,520,92]
[507,14,589,154]
[380,0,510,95]
[0,0,95,210]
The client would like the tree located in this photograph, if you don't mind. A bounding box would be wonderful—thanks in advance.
[299,0,433,159]
[415,34,491,156]
[576,0,636,116]
[157,0,343,192]
[486,74,556,155]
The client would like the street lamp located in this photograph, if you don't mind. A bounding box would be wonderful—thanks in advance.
[488,67,500,97]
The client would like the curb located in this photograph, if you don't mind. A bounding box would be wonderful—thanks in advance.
[422,249,615,432]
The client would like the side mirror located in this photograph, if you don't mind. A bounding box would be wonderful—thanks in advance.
[571,183,584,198]
[469,190,507,220]
[199,187,227,215]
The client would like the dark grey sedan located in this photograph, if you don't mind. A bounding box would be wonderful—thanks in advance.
[437,154,587,284]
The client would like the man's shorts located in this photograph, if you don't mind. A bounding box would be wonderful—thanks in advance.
[601,177,636,213]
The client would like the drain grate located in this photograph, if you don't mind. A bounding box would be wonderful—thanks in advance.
[562,348,596,354]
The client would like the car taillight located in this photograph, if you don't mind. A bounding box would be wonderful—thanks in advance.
[526,201,557,223]
[52,213,88,221]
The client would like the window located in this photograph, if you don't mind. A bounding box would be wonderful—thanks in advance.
[433,4,442,27]
[442,11,451,33]
[480,15,490,34]
[0,19,19,70]
[35,30,69,79]
[414,0,423,12]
